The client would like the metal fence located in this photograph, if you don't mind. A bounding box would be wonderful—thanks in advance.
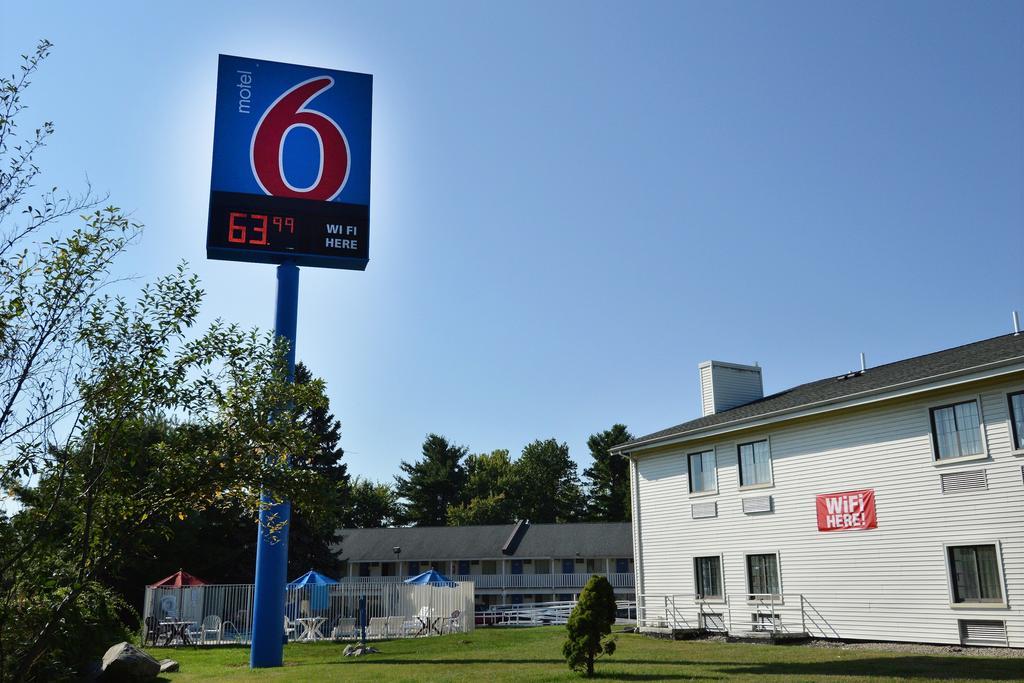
[636,593,806,635]
[142,581,475,646]
[478,600,637,627]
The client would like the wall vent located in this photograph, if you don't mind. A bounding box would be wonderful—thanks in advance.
[940,469,988,494]
[700,612,726,632]
[691,501,718,519]
[742,495,773,514]
[751,612,781,631]
[959,620,1007,646]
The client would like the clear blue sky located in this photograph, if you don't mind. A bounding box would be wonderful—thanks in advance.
[4,1,1022,485]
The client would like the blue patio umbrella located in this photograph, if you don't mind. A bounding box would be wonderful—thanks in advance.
[403,569,455,586]
[287,570,339,588]
[288,570,338,613]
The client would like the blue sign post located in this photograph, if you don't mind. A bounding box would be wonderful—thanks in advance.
[249,262,298,668]
[207,55,371,668]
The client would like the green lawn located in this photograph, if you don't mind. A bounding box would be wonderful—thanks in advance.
[148,627,1022,682]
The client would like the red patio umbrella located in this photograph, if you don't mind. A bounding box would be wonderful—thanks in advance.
[148,569,207,588]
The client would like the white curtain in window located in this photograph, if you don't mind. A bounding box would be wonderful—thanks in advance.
[976,545,1002,601]
[740,441,771,485]
[689,451,716,492]
[752,441,771,483]
[933,406,959,458]
[953,401,982,455]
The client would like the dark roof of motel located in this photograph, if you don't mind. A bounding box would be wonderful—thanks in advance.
[332,522,633,562]
[620,333,1024,452]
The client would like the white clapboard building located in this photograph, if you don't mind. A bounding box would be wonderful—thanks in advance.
[612,332,1024,647]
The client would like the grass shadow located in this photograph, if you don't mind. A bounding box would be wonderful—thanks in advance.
[725,656,1024,681]
[590,673,723,681]
[317,657,568,666]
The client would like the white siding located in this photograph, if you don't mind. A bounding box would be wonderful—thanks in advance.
[700,364,715,417]
[699,361,763,415]
[633,376,1024,646]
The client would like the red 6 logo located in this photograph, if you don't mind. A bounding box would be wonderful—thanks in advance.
[250,77,350,201]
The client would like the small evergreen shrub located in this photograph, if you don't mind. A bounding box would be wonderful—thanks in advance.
[562,574,617,676]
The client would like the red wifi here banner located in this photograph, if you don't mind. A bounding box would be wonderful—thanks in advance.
[816,489,877,532]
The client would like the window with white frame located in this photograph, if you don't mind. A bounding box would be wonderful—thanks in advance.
[746,553,779,597]
[1008,391,1024,451]
[930,400,983,460]
[694,556,723,599]
[688,450,717,493]
[738,440,771,486]
[948,544,1003,604]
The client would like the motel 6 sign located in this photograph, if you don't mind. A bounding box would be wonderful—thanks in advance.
[207,55,372,270]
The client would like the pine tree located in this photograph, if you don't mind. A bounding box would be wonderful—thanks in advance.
[562,575,618,676]
[287,362,350,575]
[582,424,633,521]
[395,434,468,526]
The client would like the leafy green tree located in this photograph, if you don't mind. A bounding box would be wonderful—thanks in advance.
[510,439,586,523]
[344,477,403,528]
[582,424,634,522]
[106,361,351,597]
[0,43,334,681]
[394,434,468,526]
[446,449,516,525]
[562,575,618,676]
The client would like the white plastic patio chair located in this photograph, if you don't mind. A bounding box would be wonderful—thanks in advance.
[331,618,356,640]
[444,609,462,634]
[200,615,220,644]
[386,616,405,637]
[284,616,297,639]
[367,617,387,640]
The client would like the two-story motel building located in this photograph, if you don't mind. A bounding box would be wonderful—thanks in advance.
[613,333,1024,647]
[332,520,635,610]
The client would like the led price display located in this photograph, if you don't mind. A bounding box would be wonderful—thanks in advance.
[206,56,372,270]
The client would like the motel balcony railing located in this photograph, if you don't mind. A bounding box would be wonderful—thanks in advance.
[339,572,635,590]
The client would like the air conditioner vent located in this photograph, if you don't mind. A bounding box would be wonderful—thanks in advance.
[691,501,718,519]
[742,495,773,514]
[700,612,726,632]
[750,612,780,631]
[940,469,988,494]
[959,619,1007,646]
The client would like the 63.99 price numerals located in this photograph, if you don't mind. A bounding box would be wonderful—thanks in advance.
[227,211,295,246]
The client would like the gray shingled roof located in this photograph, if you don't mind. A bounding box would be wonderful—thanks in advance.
[619,333,1024,452]
[332,522,633,562]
